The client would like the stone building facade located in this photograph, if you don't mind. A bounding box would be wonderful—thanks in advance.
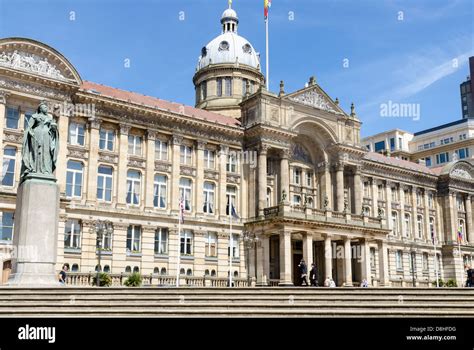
[0,7,473,287]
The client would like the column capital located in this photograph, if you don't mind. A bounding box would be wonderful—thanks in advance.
[353,164,362,175]
[196,139,207,150]
[385,179,394,187]
[147,130,158,141]
[219,144,229,155]
[88,117,102,130]
[171,134,183,146]
[119,123,131,136]
[335,161,344,172]
[280,148,290,159]
[0,90,9,105]
[259,143,270,155]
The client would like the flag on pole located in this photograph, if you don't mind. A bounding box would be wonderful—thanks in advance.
[178,197,185,224]
[457,229,463,243]
[231,203,239,220]
[264,0,272,19]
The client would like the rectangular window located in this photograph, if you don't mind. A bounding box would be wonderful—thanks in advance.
[204,149,215,169]
[180,230,193,255]
[425,157,432,167]
[389,138,395,151]
[179,178,192,211]
[97,165,113,202]
[429,217,435,243]
[422,253,429,271]
[0,211,14,241]
[68,122,85,146]
[398,137,403,150]
[226,153,238,173]
[392,212,399,235]
[128,135,142,156]
[6,107,19,129]
[154,228,168,255]
[23,111,33,129]
[396,250,403,270]
[242,78,248,96]
[306,172,313,187]
[428,193,434,208]
[126,170,141,205]
[153,174,167,209]
[417,215,423,238]
[377,184,384,200]
[205,232,217,257]
[363,181,370,197]
[155,139,168,161]
[292,195,301,206]
[99,129,115,151]
[180,145,193,165]
[404,214,411,237]
[225,77,232,96]
[201,81,207,100]
[203,182,215,214]
[66,161,83,198]
[374,141,385,152]
[2,146,16,187]
[293,168,301,185]
[455,148,470,159]
[127,225,141,252]
[226,186,237,216]
[64,219,81,249]
[370,248,376,270]
[217,78,223,97]
[228,236,239,258]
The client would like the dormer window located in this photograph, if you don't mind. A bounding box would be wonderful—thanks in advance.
[243,43,252,54]
[219,41,230,51]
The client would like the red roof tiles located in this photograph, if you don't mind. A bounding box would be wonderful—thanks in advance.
[80,81,240,127]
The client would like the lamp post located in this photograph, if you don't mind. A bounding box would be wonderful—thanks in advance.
[243,231,259,286]
[410,249,416,287]
[95,220,113,287]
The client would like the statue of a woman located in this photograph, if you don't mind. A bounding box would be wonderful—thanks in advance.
[20,101,59,181]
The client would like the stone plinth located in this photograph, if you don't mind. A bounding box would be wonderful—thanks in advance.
[8,175,60,286]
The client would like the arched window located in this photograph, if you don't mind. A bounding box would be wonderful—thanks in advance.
[429,217,436,244]
[104,265,110,273]
[307,197,313,208]
[180,268,185,275]
[71,264,79,272]
[95,265,101,272]
[125,266,131,273]
[233,271,239,277]
[186,268,193,276]
[211,270,216,277]
[64,219,81,249]
[226,186,237,215]
[160,267,167,275]
[133,266,139,273]
[204,269,210,276]
[153,267,159,274]
[97,165,113,202]
[205,232,217,257]
[458,219,465,243]
[126,170,141,205]
[66,161,83,198]
[404,214,411,237]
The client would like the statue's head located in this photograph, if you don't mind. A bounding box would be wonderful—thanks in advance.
[37,101,49,114]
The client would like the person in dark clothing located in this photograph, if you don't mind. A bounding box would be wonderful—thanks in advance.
[59,264,68,285]
[466,266,473,287]
[309,263,318,286]
[298,259,309,286]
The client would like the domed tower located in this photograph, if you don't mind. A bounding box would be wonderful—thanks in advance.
[193,4,265,118]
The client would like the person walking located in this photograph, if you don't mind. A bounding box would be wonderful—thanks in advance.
[58,264,68,285]
[298,259,309,286]
[466,265,473,287]
[309,263,318,286]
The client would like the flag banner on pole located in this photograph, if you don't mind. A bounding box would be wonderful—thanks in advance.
[179,197,185,224]
[457,229,463,243]
[231,203,239,220]
[264,0,272,19]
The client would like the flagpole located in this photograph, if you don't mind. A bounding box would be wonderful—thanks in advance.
[433,237,439,288]
[265,15,270,90]
[176,213,181,287]
[229,209,233,288]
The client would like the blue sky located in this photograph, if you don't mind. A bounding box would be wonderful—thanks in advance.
[0,0,473,137]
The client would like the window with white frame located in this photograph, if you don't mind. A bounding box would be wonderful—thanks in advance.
[2,146,16,187]
[428,193,434,208]
[456,195,465,211]
[293,195,301,206]
[395,250,403,270]
[293,168,301,185]
[392,211,399,235]
[6,106,19,129]
[226,185,237,215]
[99,128,115,151]
[377,184,384,200]
[226,152,238,173]
[217,78,223,97]
[204,149,215,169]
[97,165,113,202]
[370,248,376,270]
[224,77,232,96]
[205,232,217,257]
[102,229,113,251]
[128,134,142,156]
[66,161,83,198]
[416,191,422,206]
[64,219,81,249]
[363,181,370,197]
[228,236,239,258]
[68,122,85,146]
[180,145,193,165]
[154,228,168,255]
[180,230,193,255]
[179,178,192,211]
[417,215,423,238]
[126,170,141,205]
[203,182,215,214]
[266,188,272,207]
[391,187,398,201]
[155,139,168,161]
[422,253,428,271]
[0,211,14,241]
[306,172,313,187]
[153,174,167,209]
[127,225,141,253]
[404,213,411,237]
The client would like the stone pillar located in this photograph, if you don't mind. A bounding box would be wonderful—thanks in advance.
[141,226,156,275]
[217,232,229,278]
[343,237,353,286]
[218,145,228,218]
[465,195,473,244]
[320,162,332,209]
[450,192,458,243]
[279,230,292,285]
[258,145,268,216]
[411,186,418,239]
[377,240,390,286]
[280,150,290,203]
[335,162,344,212]
[0,91,8,173]
[324,235,332,280]
[195,140,206,217]
[360,239,372,284]
[302,232,313,265]
[353,166,362,215]
[424,190,431,242]
[170,135,182,214]
[117,124,131,207]
[385,181,393,231]
[193,231,206,277]
[371,178,378,216]
[399,185,406,237]
[56,110,69,194]
[144,131,156,210]
[256,235,269,285]
[168,228,179,276]
[85,119,101,203]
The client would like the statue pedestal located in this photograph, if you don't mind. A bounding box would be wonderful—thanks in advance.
[8,175,60,286]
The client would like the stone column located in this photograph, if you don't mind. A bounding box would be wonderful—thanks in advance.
[385,181,393,231]
[280,149,290,203]
[320,162,332,209]
[144,131,156,210]
[217,233,229,278]
[258,145,268,216]
[117,124,131,207]
[167,228,179,276]
[360,239,372,283]
[450,192,458,243]
[85,119,101,204]
[324,235,332,280]
[411,186,418,239]
[193,231,206,278]
[302,232,313,265]
[353,166,362,215]
[279,230,292,285]
[465,195,473,244]
[0,91,8,172]
[56,110,70,194]
[343,237,353,286]
[424,190,431,242]
[335,162,344,212]
[256,234,269,285]
[371,178,379,217]
[399,185,406,237]
[377,240,390,286]
[170,135,182,214]
[141,226,156,275]
[218,145,228,219]
[195,140,206,217]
